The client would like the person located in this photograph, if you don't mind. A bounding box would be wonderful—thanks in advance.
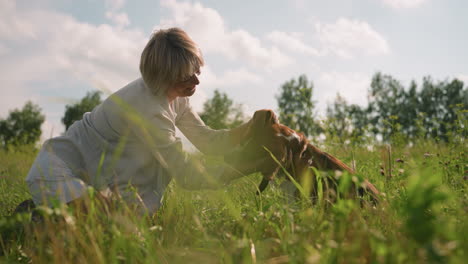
[23,27,275,215]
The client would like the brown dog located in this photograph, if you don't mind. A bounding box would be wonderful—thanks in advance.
[225,109,379,203]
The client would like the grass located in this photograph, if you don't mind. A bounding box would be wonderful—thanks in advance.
[0,139,467,263]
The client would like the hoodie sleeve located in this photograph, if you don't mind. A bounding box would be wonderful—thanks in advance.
[175,98,235,155]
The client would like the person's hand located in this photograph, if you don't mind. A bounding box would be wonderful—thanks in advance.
[222,154,281,186]
[228,109,279,147]
[227,118,253,146]
[223,137,284,183]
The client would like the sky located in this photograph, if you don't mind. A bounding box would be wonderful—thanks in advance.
[1,0,467,142]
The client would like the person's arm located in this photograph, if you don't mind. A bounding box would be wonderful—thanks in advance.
[156,138,274,190]
[122,108,265,189]
[225,119,253,146]
[176,101,253,155]
[106,94,266,190]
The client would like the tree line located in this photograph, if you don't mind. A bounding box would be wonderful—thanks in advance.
[1,72,466,149]
[0,91,102,148]
[324,73,467,144]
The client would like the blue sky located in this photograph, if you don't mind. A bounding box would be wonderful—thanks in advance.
[1,0,467,141]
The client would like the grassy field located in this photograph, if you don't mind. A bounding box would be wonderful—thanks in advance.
[0,139,467,263]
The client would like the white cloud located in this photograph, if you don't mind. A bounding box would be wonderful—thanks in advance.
[188,66,263,112]
[0,0,272,141]
[0,1,146,90]
[221,68,263,85]
[315,18,390,59]
[267,20,388,60]
[105,0,126,11]
[381,0,427,9]
[0,43,8,55]
[266,31,322,56]
[291,0,307,9]
[456,74,468,84]
[104,0,130,27]
[158,0,292,69]
[0,0,146,138]
[105,11,130,28]
[316,71,371,114]
[50,23,145,88]
[200,66,262,90]
[0,0,37,41]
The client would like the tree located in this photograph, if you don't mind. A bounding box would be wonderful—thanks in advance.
[367,72,409,140]
[325,94,373,144]
[367,73,468,142]
[277,74,320,137]
[328,72,468,144]
[199,89,246,129]
[0,101,45,147]
[398,81,421,140]
[325,94,352,142]
[62,91,102,130]
[418,77,467,141]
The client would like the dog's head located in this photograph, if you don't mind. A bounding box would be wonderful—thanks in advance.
[227,109,378,200]
[243,110,312,191]
[247,110,358,193]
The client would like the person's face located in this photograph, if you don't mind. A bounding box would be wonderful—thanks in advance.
[167,73,200,99]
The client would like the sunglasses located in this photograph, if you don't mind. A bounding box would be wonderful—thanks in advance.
[178,72,200,84]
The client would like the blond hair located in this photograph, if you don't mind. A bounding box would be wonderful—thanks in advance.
[140,28,204,95]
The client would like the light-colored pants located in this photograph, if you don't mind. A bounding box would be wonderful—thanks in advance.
[26,145,89,206]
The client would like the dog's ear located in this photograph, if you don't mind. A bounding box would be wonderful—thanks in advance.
[252,109,278,126]
[265,110,279,125]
